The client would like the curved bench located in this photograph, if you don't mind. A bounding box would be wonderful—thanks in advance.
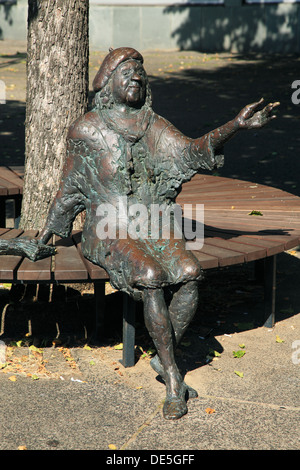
[178,174,300,271]
[0,174,300,367]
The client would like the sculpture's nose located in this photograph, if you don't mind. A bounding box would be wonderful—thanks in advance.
[131,72,142,83]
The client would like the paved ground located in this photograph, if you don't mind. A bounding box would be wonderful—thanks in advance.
[0,40,299,452]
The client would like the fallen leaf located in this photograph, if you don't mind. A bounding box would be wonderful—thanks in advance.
[18,445,27,450]
[276,335,284,343]
[248,210,263,216]
[8,375,17,382]
[83,344,92,351]
[234,370,244,378]
[29,345,43,354]
[114,343,123,350]
[209,349,221,357]
[233,350,246,358]
[0,283,11,289]
[31,374,39,380]
[205,407,216,414]
[108,444,117,450]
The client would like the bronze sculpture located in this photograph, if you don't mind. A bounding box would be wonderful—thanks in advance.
[0,48,279,419]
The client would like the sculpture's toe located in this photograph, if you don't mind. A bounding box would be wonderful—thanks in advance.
[163,395,188,420]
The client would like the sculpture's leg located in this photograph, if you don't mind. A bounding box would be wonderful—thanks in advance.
[143,287,188,420]
[169,280,199,344]
[150,281,199,398]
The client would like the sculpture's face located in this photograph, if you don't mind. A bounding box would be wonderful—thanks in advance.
[111,59,146,108]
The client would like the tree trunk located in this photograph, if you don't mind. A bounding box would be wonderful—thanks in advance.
[20,0,89,230]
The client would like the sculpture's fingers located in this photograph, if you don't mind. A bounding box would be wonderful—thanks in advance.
[247,97,264,112]
[243,98,264,119]
[265,101,280,115]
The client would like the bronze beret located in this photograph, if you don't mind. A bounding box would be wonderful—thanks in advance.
[92,47,144,92]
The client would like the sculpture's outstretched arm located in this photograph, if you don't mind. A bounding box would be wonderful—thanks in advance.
[196,98,280,151]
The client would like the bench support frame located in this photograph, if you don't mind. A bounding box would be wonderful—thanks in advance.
[263,255,277,329]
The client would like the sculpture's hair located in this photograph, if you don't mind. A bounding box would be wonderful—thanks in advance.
[93,60,152,111]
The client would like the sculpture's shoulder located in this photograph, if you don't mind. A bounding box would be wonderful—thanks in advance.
[150,112,183,137]
[150,113,171,132]
[67,110,103,143]
[148,112,185,144]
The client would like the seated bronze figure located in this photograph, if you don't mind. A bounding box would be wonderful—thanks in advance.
[0,47,279,419]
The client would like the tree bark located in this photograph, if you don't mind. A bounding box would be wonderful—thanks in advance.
[20,0,89,230]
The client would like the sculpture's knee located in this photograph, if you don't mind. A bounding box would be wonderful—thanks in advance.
[131,259,167,288]
[134,262,167,288]
[180,258,203,282]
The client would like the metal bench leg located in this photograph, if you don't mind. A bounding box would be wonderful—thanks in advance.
[93,281,105,339]
[0,199,5,227]
[264,255,277,328]
[14,195,22,229]
[121,293,136,367]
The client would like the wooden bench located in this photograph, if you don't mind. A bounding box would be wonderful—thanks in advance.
[0,173,300,367]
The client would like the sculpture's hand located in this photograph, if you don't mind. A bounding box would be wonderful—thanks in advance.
[236,98,280,130]
[18,237,56,261]
[0,237,56,261]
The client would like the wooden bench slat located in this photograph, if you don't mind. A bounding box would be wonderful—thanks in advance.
[54,235,88,281]
[183,175,299,198]
[204,237,267,262]
[17,232,53,282]
[204,222,300,236]
[199,242,245,266]
[191,250,219,269]
[0,176,20,195]
[204,211,300,220]
[8,166,25,179]
[203,222,300,237]
[0,228,24,239]
[72,231,109,280]
[0,230,36,281]
[234,235,287,256]
[0,167,23,191]
[204,226,299,251]
[204,208,300,216]
[185,215,300,230]
[196,202,300,212]
[0,228,11,237]
[187,188,300,202]
[183,183,298,197]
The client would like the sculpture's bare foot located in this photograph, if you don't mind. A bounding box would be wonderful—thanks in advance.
[163,385,188,420]
[150,355,198,399]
